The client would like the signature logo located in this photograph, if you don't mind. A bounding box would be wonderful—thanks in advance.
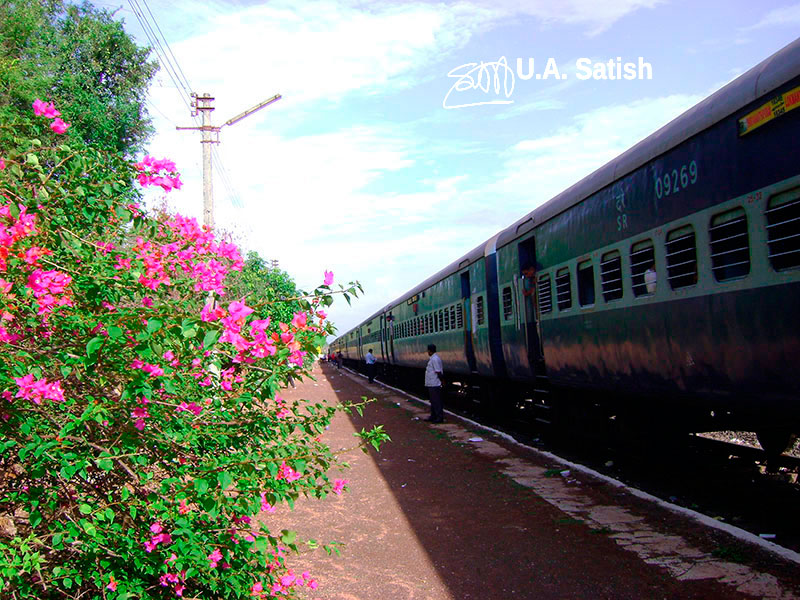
[442,56,515,109]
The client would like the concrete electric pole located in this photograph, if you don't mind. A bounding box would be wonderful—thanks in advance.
[177,92,282,229]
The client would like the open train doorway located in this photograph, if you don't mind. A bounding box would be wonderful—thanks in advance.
[460,271,478,373]
[518,237,543,368]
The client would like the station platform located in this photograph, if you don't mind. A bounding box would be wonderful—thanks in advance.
[274,363,800,600]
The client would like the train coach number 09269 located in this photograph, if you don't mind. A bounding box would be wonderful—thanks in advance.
[654,159,698,199]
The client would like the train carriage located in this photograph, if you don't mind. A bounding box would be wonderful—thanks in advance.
[332,38,800,454]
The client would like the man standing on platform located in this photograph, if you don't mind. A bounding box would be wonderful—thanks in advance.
[365,348,377,383]
[424,344,444,423]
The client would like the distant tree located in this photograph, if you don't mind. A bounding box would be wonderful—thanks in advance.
[0,0,158,155]
[225,251,304,325]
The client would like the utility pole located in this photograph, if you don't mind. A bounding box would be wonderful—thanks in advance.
[177,92,282,229]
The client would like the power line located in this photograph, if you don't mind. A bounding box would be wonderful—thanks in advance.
[125,1,250,218]
[139,0,194,99]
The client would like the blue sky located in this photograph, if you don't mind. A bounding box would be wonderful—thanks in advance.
[94,0,800,337]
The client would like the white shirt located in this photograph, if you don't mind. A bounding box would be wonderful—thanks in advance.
[365,351,376,365]
[644,268,657,294]
[425,353,443,387]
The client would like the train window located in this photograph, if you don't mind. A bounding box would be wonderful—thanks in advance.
[438,309,444,331]
[450,306,457,329]
[555,267,572,310]
[537,274,552,313]
[630,240,656,296]
[600,250,623,301]
[766,187,800,271]
[426,314,432,333]
[665,225,698,289]
[502,287,513,320]
[476,295,485,326]
[433,312,438,333]
[709,207,750,281]
[456,304,464,329]
[577,260,595,306]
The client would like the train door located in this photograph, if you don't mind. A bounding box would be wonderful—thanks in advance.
[518,238,544,370]
[460,271,478,373]
[379,314,386,363]
[388,314,396,363]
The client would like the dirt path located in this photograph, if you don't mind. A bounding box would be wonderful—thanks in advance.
[271,363,799,600]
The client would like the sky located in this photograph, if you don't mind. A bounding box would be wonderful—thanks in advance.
[93,0,800,339]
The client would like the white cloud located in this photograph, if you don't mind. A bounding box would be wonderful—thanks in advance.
[489,93,704,211]
[741,3,800,30]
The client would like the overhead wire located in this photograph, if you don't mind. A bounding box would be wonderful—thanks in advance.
[125,0,247,215]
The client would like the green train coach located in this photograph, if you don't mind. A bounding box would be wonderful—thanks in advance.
[331,38,800,456]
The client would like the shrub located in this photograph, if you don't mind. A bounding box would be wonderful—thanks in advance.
[0,101,387,599]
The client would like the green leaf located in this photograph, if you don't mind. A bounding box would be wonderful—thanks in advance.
[202,329,219,349]
[86,336,104,358]
[79,504,92,515]
[96,459,113,471]
[108,326,123,339]
[194,478,209,495]
[146,318,162,333]
[217,471,233,490]
[29,511,42,528]
[281,529,297,545]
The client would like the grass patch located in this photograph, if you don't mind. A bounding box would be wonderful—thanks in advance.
[711,545,748,563]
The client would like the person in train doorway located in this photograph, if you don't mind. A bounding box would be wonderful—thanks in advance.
[365,348,377,383]
[424,344,444,423]
[336,352,343,370]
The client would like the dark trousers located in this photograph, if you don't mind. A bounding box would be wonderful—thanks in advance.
[427,385,443,421]
[366,363,376,382]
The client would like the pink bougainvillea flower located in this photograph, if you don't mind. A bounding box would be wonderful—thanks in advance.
[324,270,334,286]
[32,99,49,116]
[290,311,307,330]
[276,461,302,482]
[0,158,5,170]
[107,575,117,592]
[207,548,223,568]
[50,118,70,134]
[178,499,191,515]
[201,302,225,322]
[227,299,254,322]
[332,479,349,495]
[260,491,276,513]
[250,581,264,597]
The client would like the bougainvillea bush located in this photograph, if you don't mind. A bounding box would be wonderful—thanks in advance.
[0,102,386,599]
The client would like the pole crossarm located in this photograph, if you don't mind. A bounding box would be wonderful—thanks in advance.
[223,94,282,128]
[174,92,281,230]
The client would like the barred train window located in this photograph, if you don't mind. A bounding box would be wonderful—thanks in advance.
[449,306,456,329]
[502,286,513,320]
[766,187,800,271]
[438,310,444,331]
[709,207,750,281]
[456,304,463,329]
[600,250,623,301]
[577,260,595,306]
[555,267,572,310]
[433,312,438,333]
[630,240,656,296]
[537,274,552,313]
[476,295,485,326]
[665,225,698,289]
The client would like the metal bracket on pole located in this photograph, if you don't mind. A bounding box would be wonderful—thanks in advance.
[176,92,281,230]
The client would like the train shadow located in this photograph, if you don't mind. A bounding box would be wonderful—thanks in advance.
[313,361,658,600]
